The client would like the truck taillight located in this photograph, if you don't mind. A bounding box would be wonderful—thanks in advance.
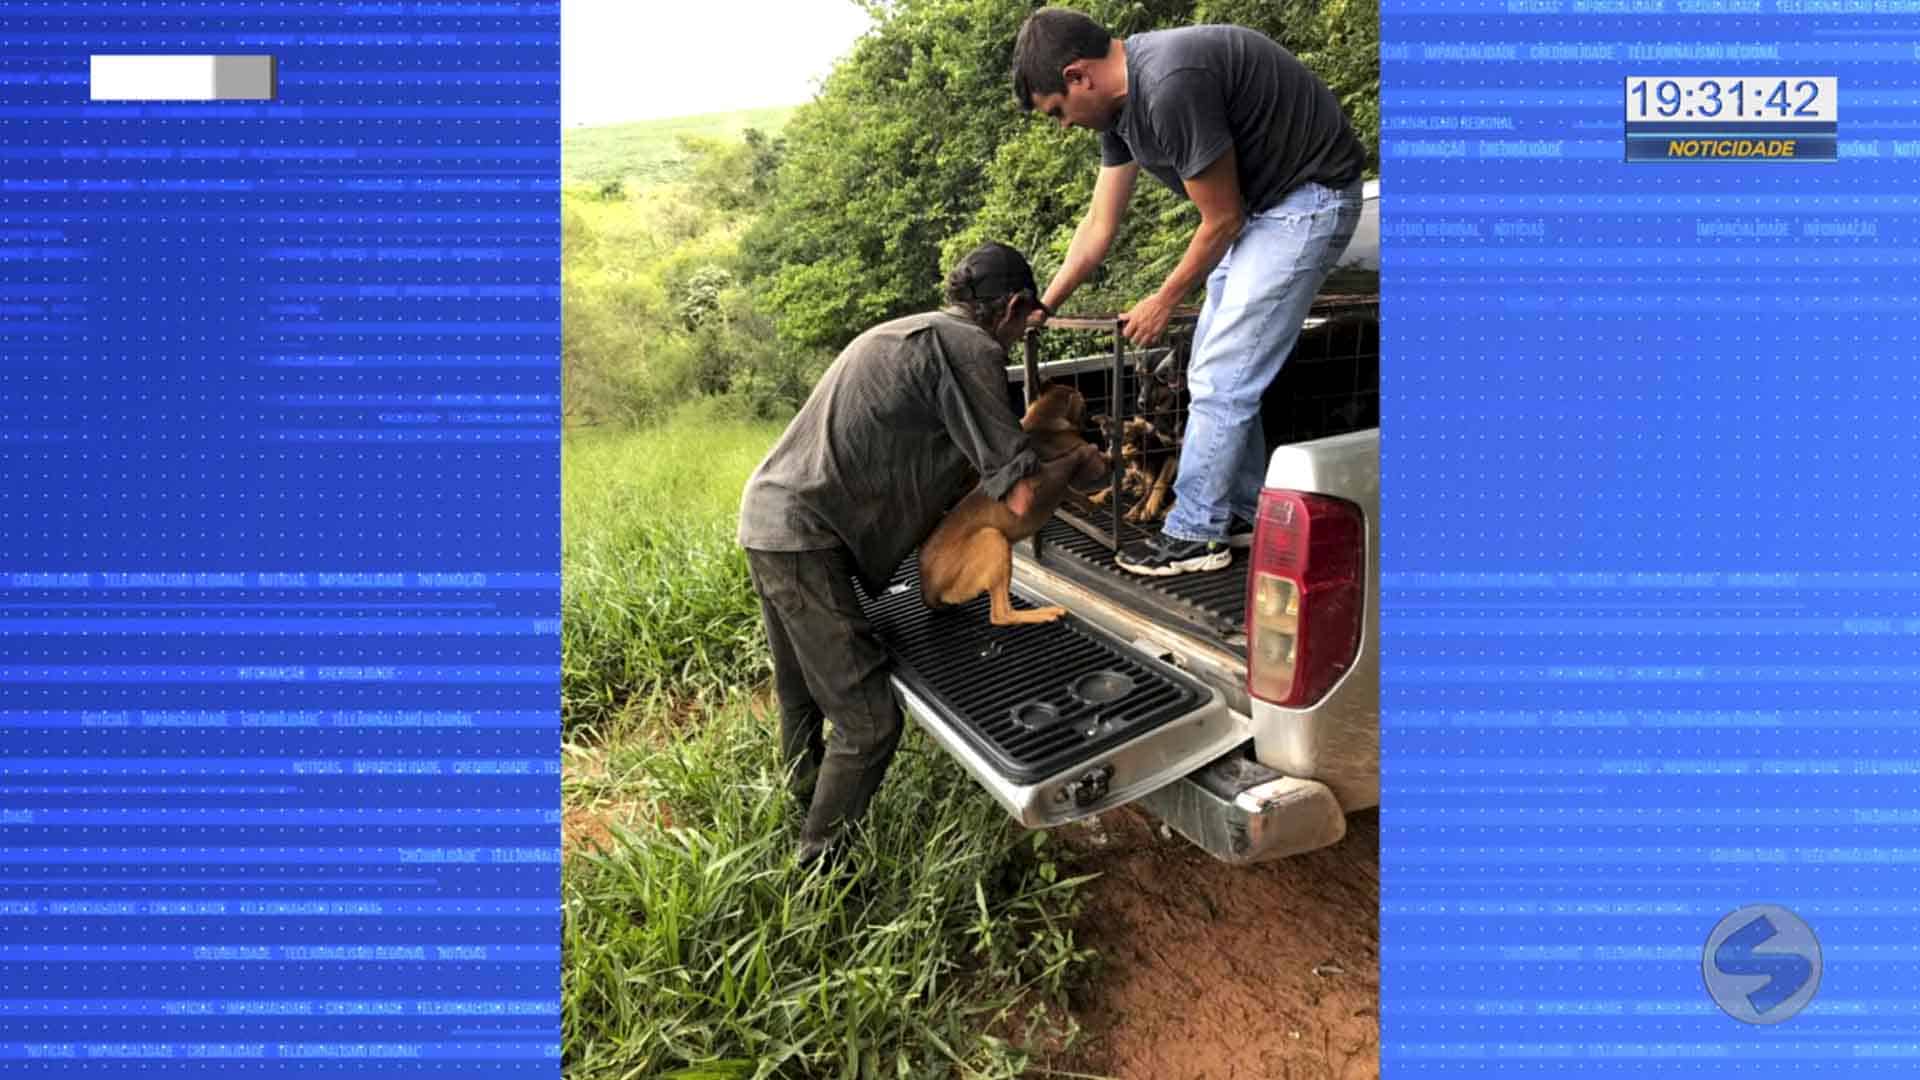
[1246,489,1364,708]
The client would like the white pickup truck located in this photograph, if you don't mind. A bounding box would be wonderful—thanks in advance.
[858,183,1378,864]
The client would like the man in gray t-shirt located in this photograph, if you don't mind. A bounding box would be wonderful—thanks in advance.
[739,242,1087,869]
[1013,9,1366,577]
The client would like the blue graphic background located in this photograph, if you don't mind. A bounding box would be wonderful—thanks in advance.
[1381,9,1920,1075]
[0,2,558,1071]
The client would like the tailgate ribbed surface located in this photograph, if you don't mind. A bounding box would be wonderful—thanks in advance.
[1039,498,1250,646]
[855,560,1210,784]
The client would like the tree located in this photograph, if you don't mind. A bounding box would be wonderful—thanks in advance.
[748,0,1379,354]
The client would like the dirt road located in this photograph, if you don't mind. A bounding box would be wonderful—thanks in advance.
[1051,805,1380,1080]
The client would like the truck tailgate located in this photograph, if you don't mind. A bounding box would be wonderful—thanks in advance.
[855,559,1249,826]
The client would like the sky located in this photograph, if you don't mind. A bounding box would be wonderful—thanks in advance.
[562,0,876,127]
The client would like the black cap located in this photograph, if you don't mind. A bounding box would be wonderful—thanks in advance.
[947,241,1046,312]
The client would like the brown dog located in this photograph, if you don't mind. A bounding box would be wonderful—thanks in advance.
[1084,415,1164,513]
[1085,413,1146,509]
[1127,352,1185,522]
[1122,417,1180,523]
[917,382,1107,625]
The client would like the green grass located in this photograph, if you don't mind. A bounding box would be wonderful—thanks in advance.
[562,398,785,740]
[564,106,798,190]
[563,696,1096,1080]
[562,397,1100,1078]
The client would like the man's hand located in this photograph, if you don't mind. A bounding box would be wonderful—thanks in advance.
[1120,292,1176,347]
[1005,443,1108,516]
[1005,474,1037,517]
[1126,147,1244,347]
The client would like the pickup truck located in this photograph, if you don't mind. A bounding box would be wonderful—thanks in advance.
[856,182,1379,864]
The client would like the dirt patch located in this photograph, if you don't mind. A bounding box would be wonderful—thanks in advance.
[1050,806,1380,1080]
[563,798,676,857]
[563,804,617,857]
[561,742,671,861]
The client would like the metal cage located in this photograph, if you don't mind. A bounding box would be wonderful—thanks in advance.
[1014,297,1379,558]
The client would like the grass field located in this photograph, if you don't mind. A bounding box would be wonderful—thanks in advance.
[561,398,780,738]
[563,106,798,190]
[561,400,1098,1079]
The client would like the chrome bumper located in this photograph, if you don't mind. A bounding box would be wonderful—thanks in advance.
[1134,753,1349,864]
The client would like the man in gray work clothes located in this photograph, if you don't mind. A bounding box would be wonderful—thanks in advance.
[1015,9,1367,576]
[738,242,1088,869]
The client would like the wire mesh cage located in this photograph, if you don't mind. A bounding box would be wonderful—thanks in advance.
[1016,296,1379,555]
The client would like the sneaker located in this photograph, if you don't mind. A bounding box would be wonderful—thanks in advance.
[1115,531,1233,577]
[1227,515,1255,549]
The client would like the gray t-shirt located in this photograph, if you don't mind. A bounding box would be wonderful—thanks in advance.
[737,309,1037,592]
[1099,25,1366,212]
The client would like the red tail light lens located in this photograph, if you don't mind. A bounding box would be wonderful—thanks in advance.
[1246,490,1364,707]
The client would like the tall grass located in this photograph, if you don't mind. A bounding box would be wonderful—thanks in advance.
[562,399,782,739]
[562,398,1100,1078]
[564,696,1095,1079]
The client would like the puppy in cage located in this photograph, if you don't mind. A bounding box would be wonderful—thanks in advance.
[1085,412,1172,521]
[1084,415,1143,509]
[1079,344,1187,524]
[1121,416,1180,523]
[1127,348,1185,522]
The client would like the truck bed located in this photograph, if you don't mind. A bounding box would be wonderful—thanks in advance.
[1028,496,1249,655]
[879,188,1380,853]
[1012,303,1379,659]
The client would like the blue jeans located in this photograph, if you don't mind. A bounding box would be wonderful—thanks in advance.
[1161,180,1364,543]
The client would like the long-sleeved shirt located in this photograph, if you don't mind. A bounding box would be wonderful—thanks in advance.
[737,309,1037,593]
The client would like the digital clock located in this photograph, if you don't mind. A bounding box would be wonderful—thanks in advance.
[1625,77,1837,123]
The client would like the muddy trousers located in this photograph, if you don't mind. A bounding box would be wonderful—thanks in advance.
[744,546,905,858]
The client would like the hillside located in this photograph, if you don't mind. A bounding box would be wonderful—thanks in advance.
[562,105,798,190]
